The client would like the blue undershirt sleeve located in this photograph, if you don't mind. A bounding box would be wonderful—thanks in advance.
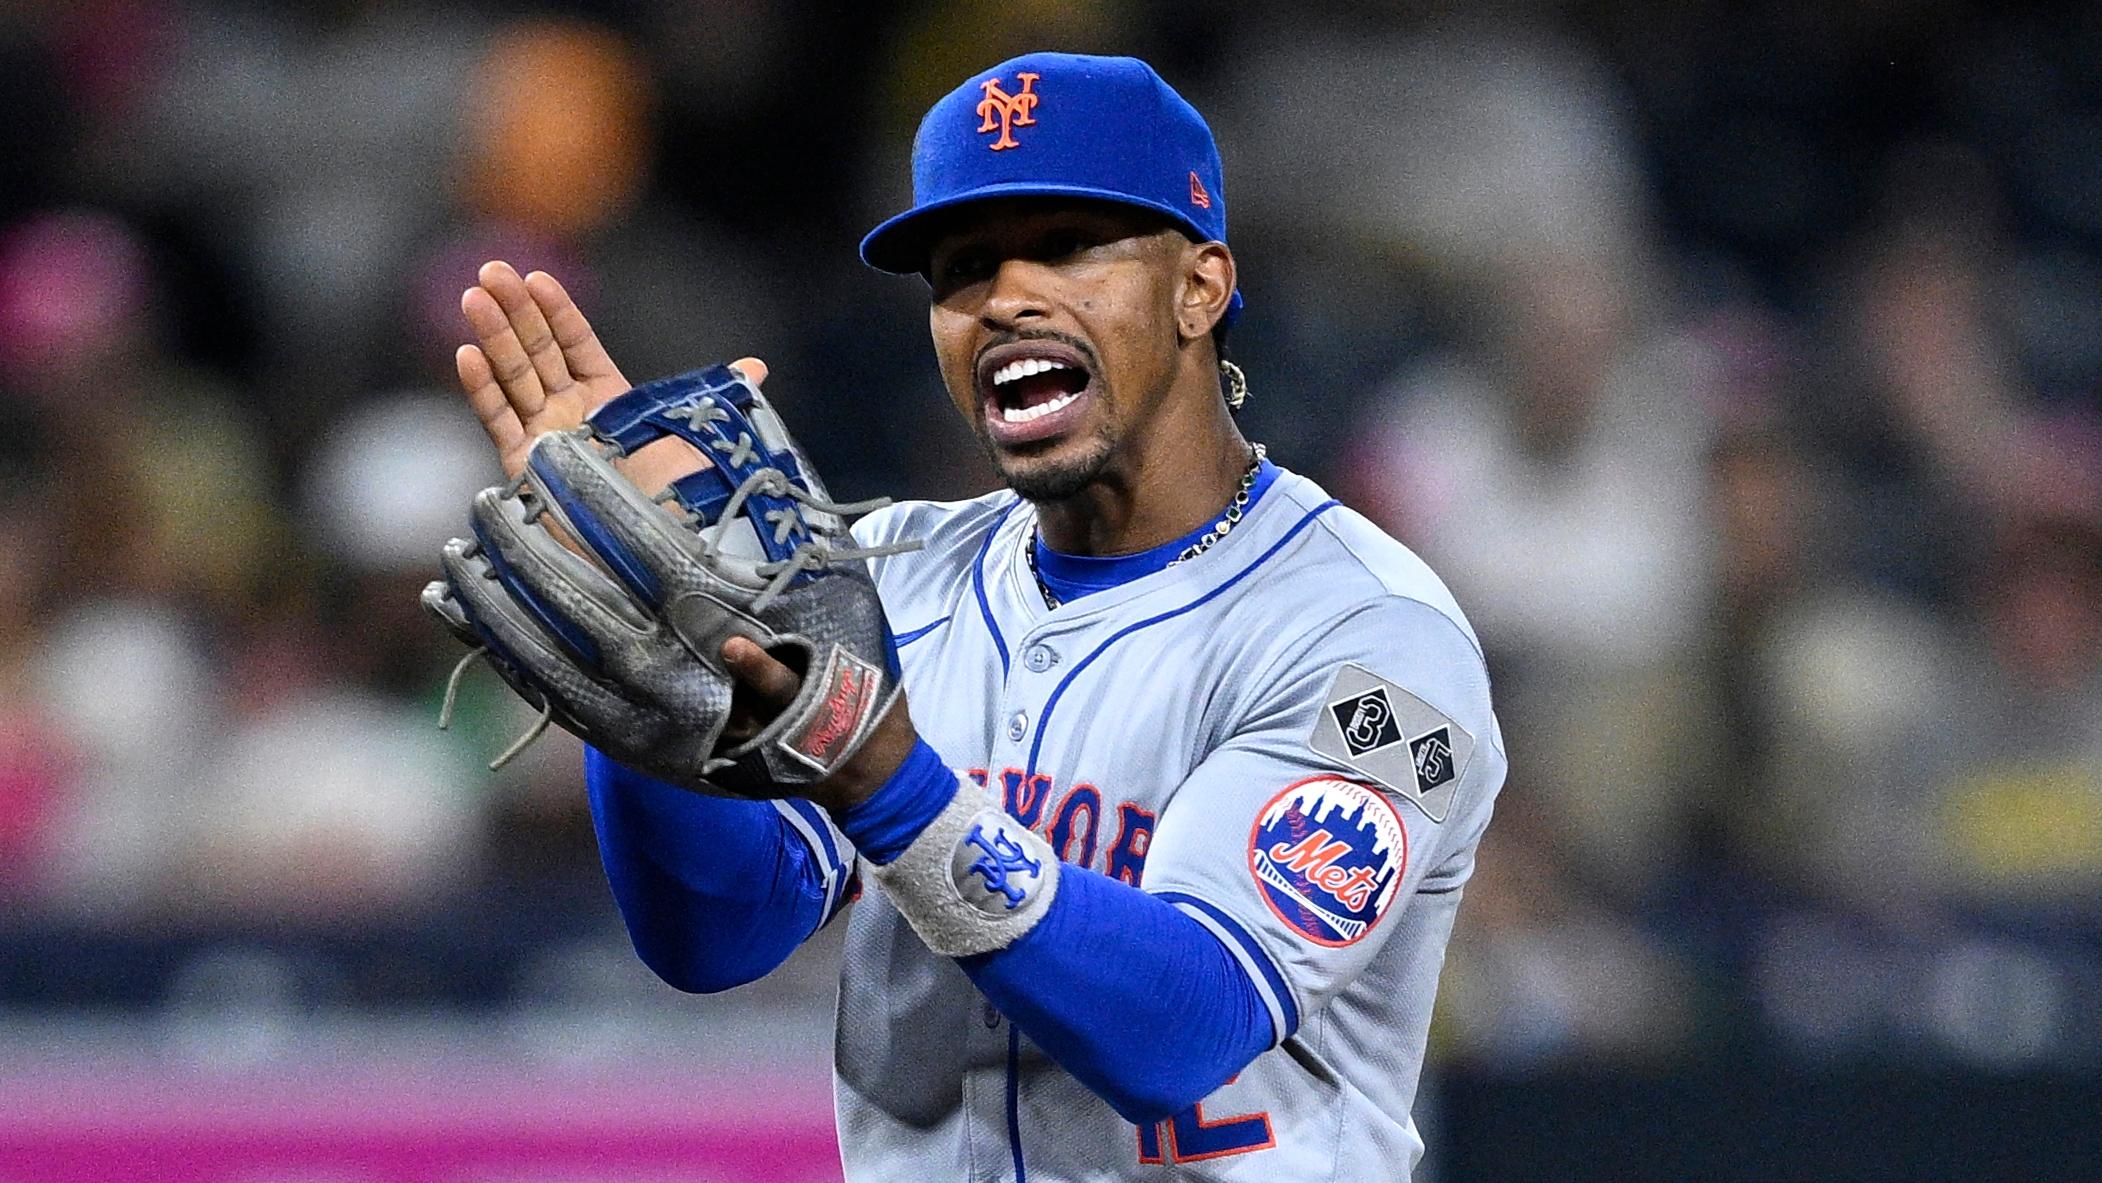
[586,746,845,994]
[959,867,1277,1123]
[840,739,1276,1123]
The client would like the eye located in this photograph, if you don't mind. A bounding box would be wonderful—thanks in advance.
[1038,229,1087,260]
[932,248,995,290]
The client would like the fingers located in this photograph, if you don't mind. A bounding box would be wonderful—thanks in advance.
[456,344,528,468]
[421,579,481,649]
[523,269,626,386]
[479,260,576,400]
[462,281,548,422]
[470,486,653,662]
[440,537,638,728]
[721,636,802,707]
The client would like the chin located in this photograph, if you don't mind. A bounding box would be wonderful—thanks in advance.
[987,430,1115,502]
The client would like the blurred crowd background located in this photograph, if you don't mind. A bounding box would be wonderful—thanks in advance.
[2,0,2100,1177]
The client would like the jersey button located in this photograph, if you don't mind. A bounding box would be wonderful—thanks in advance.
[1006,710,1028,742]
[1023,644,1058,672]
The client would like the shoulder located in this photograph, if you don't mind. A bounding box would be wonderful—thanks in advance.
[852,489,1019,568]
[1215,472,1498,764]
[1216,476,1505,822]
[1258,470,1485,660]
[851,488,1018,547]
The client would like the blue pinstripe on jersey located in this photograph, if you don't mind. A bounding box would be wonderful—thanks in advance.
[895,616,954,648]
[972,501,1020,676]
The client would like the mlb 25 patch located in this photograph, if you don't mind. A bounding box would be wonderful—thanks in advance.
[1309,663,1473,823]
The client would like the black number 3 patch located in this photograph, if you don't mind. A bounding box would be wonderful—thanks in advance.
[1308,665,1472,823]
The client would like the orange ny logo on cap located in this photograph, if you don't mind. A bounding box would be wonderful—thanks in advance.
[976,72,1040,151]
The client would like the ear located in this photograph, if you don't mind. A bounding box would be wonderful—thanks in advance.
[1176,241,1237,343]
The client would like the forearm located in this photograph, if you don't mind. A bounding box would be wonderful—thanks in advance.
[587,747,844,993]
[842,741,1276,1121]
[960,866,1275,1121]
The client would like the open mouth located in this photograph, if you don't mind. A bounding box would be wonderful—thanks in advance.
[991,357,1089,421]
[977,341,1097,446]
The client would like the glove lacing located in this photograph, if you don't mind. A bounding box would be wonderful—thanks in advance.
[704,466,921,612]
[437,650,554,772]
[433,587,556,773]
[647,397,922,611]
[440,408,923,772]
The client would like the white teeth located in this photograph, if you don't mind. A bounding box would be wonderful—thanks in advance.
[988,354,1084,425]
[991,357,1076,387]
[998,390,1080,423]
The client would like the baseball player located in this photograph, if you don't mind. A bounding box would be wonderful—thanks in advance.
[451,53,1504,1181]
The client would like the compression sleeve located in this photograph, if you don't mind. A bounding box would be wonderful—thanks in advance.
[586,746,849,994]
[842,740,1275,1122]
[960,866,1277,1123]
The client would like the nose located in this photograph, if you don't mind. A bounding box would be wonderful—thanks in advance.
[979,257,1053,328]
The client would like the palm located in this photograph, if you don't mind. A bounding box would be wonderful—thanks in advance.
[457,262,633,480]
[456,262,769,494]
[537,367,624,440]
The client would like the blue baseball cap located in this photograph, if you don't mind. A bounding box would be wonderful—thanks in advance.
[860,52,1242,326]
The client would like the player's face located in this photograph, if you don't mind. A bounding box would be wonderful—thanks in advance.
[924,200,1191,502]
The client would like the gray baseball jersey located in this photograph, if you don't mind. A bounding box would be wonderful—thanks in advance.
[800,465,1504,1181]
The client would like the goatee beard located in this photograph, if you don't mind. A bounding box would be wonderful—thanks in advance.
[984,429,1115,502]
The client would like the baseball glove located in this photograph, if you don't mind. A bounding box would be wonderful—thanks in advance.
[423,364,919,797]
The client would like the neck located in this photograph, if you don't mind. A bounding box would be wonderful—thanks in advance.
[1034,380,1248,556]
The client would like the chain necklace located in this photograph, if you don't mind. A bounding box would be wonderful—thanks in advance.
[1026,443,1267,611]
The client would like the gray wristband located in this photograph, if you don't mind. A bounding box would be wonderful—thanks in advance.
[867,772,1061,958]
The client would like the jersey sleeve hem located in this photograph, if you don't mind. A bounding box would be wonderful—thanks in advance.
[1153,889,1301,1044]
[772,798,853,920]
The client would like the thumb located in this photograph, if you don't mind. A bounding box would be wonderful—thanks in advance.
[729,356,770,387]
[721,636,801,707]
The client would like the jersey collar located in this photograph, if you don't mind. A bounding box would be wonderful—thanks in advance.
[999,462,1313,627]
[1030,459,1282,605]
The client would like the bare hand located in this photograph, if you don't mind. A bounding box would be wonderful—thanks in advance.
[455,259,768,492]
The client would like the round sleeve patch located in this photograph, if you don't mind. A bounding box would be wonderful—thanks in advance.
[1248,776,1409,948]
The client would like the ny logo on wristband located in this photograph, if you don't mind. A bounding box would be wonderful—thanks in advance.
[960,822,1044,910]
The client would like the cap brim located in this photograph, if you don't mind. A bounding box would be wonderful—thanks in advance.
[859,182,1214,274]
[859,181,1242,326]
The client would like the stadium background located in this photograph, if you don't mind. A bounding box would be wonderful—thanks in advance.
[3,1,2100,1179]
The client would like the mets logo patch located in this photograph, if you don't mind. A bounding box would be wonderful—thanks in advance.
[1248,776,1408,948]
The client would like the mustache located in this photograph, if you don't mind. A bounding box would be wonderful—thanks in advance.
[975,328,1102,376]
